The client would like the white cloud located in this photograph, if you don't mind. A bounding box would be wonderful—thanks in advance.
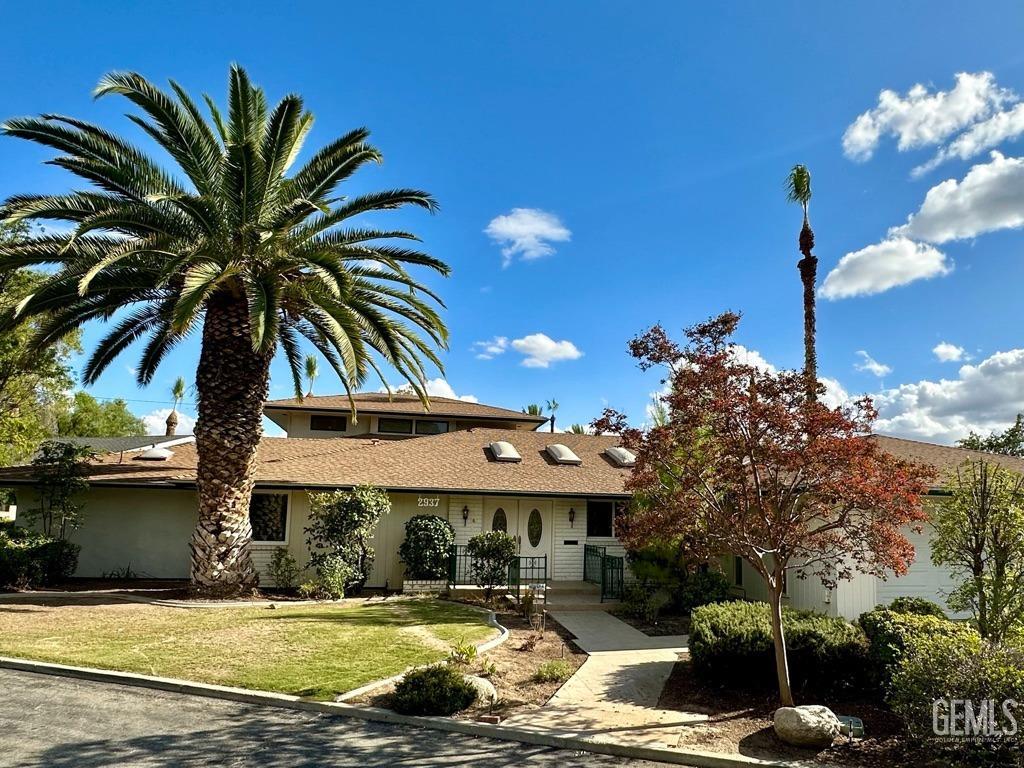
[933,342,966,362]
[819,377,852,410]
[873,348,1024,443]
[730,344,777,374]
[843,72,1012,161]
[142,408,195,436]
[820,237,951,300]
[914,101,1024,176]
[856,351,892,378]
[510,333,583,368]
[484,208,571,267]
[895,152,1024,243]
[393,378,478,403]
[471,336,508,360]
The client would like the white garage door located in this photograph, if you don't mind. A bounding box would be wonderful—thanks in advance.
[876,526,960,615]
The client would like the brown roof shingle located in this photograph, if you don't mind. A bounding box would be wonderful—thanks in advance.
[264,393,547,424]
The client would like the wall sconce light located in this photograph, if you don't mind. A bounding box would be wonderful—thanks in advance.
[462,505,470,526]
[568,507,575,527]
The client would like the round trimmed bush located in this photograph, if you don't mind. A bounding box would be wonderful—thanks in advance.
[466,530,517,601]
[399,515,455,580]
[886,596,946,618]
[392,665,478,715]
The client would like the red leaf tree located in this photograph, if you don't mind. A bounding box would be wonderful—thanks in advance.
[594,313,934,705]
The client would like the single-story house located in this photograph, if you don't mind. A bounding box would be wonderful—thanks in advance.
[0,393,1011,617]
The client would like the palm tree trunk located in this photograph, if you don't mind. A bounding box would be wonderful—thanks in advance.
[190,293,272,595]
[798,219,818,403]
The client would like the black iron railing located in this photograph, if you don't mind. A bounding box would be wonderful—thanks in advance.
[447,545,548,598]
[583,543,624,601]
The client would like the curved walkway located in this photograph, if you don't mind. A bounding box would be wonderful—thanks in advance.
[505,611,705,751]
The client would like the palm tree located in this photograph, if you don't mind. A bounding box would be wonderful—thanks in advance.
[786,164,817,402]
[166,376,186,436]
[0,67,449,594]
[304,354,319,397]
[522,403,543,416]
[546,398,559,433]
[567,423,587,434]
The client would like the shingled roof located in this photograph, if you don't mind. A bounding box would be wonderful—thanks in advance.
[0,429,632,498]
[872,435,1024,482]
[264,393,548,424]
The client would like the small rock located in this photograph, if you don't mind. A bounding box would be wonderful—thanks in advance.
[774,705,840,749]
[463,674,498,705]
[266,603,277,610]
[476,714,501,724]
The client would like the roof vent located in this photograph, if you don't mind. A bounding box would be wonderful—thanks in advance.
[489,441,522,463]
[546,443,582,465]
[136,447,174,461]
[605,446,636,467]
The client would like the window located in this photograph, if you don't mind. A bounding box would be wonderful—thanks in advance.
[250,493,289,543]
[492,508,507,533]
[378,418,413,434]
[415,420,450,435]
[586,500,615,538]
[734,556,743,586]
[310,414,347,432]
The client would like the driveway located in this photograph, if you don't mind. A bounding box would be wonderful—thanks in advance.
[0,669,671,767]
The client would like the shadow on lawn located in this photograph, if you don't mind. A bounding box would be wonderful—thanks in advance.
[259,602,484,631]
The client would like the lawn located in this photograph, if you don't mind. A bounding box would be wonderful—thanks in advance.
[0,596,496,700]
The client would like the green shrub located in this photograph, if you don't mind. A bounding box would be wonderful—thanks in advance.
[466,531,517,601]
[677,569,730,613]
[399,515,455,580]
[306,486,390,593]
[297,554,354,599]
[449,639,478,665]
[887,596,947,618]
[889,631,1023,764]
[621,582,673,624]
[625,544,729,615]
[859,607,979,691]
[0,525,80,589]
[391,665,478,715]
[533,660,574,683]
[690,600,869,696]
[266,547,300,589]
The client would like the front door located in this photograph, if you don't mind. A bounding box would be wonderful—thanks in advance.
[516,500,552,560]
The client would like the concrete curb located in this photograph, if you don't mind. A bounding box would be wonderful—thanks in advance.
[0,656,797,768]
[0,589,333,610]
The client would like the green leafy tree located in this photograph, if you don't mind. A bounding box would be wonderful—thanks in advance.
[56,392,145,437]
[305,486,390,593]
[25,441,94,540]
[0,223,78,466]
[931,459,1024,642]
[958,414,1024,457]
[0,67,449,593]
[786,164,818,402]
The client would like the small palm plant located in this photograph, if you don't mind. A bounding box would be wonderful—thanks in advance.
[522,403,543,416]
[166,376,187,436]
[786,164,817,402]
[0,67,450,593]
[304,354,319,398]
[567,423,587,434]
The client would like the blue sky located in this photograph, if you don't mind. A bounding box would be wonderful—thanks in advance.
[4,1,1024,442]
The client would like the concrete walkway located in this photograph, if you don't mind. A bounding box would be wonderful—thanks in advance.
[504,611,705,751]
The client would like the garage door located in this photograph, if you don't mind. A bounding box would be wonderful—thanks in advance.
[876,526,961,615]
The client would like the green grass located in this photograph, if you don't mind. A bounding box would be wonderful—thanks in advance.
[0,597,494,700]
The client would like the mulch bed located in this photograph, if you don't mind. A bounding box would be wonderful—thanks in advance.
[349,604,586,719]
[614,610,691,637]
[657,655,943,768]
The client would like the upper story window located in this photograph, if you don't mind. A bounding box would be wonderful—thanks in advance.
[378,417,414,434]
[415,420,450,435]
[309,414,347,432]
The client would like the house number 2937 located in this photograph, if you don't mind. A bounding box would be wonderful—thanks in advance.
[417,497,440,508]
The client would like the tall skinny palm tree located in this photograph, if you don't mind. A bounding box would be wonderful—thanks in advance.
[546,398,559,433]
[304,354,319,397]
[166,376,187,436]
[0,67,449,593]
[786,164,817,402]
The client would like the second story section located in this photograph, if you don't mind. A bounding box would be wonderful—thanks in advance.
[264,393,549,439]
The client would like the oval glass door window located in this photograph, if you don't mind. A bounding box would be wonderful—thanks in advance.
[527,508,542,547]
[492,508,507,533]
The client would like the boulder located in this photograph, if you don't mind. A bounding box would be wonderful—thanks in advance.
[463,674,498,705]
[773,705,840,749]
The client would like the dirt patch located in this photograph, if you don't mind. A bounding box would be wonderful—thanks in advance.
[657,655,936,768]
[614,610,690,637]
[350,607,586,720]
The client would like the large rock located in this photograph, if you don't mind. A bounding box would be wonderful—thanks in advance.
[773,705,840,749]
[463,674,498,705]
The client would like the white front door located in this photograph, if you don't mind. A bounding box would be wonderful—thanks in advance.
[516,500,552,560]
[486,500,517,540]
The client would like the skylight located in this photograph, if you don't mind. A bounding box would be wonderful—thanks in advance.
[605,446,636,467]
[136,447,175,461]
[489,441,522,462]
[546,443,582,465]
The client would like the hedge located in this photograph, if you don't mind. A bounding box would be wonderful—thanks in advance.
[0,523,80,589]
[690,600,869,696]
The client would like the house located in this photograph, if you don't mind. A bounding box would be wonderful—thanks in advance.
[0,394,633,594]
[0,393,1008,617]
